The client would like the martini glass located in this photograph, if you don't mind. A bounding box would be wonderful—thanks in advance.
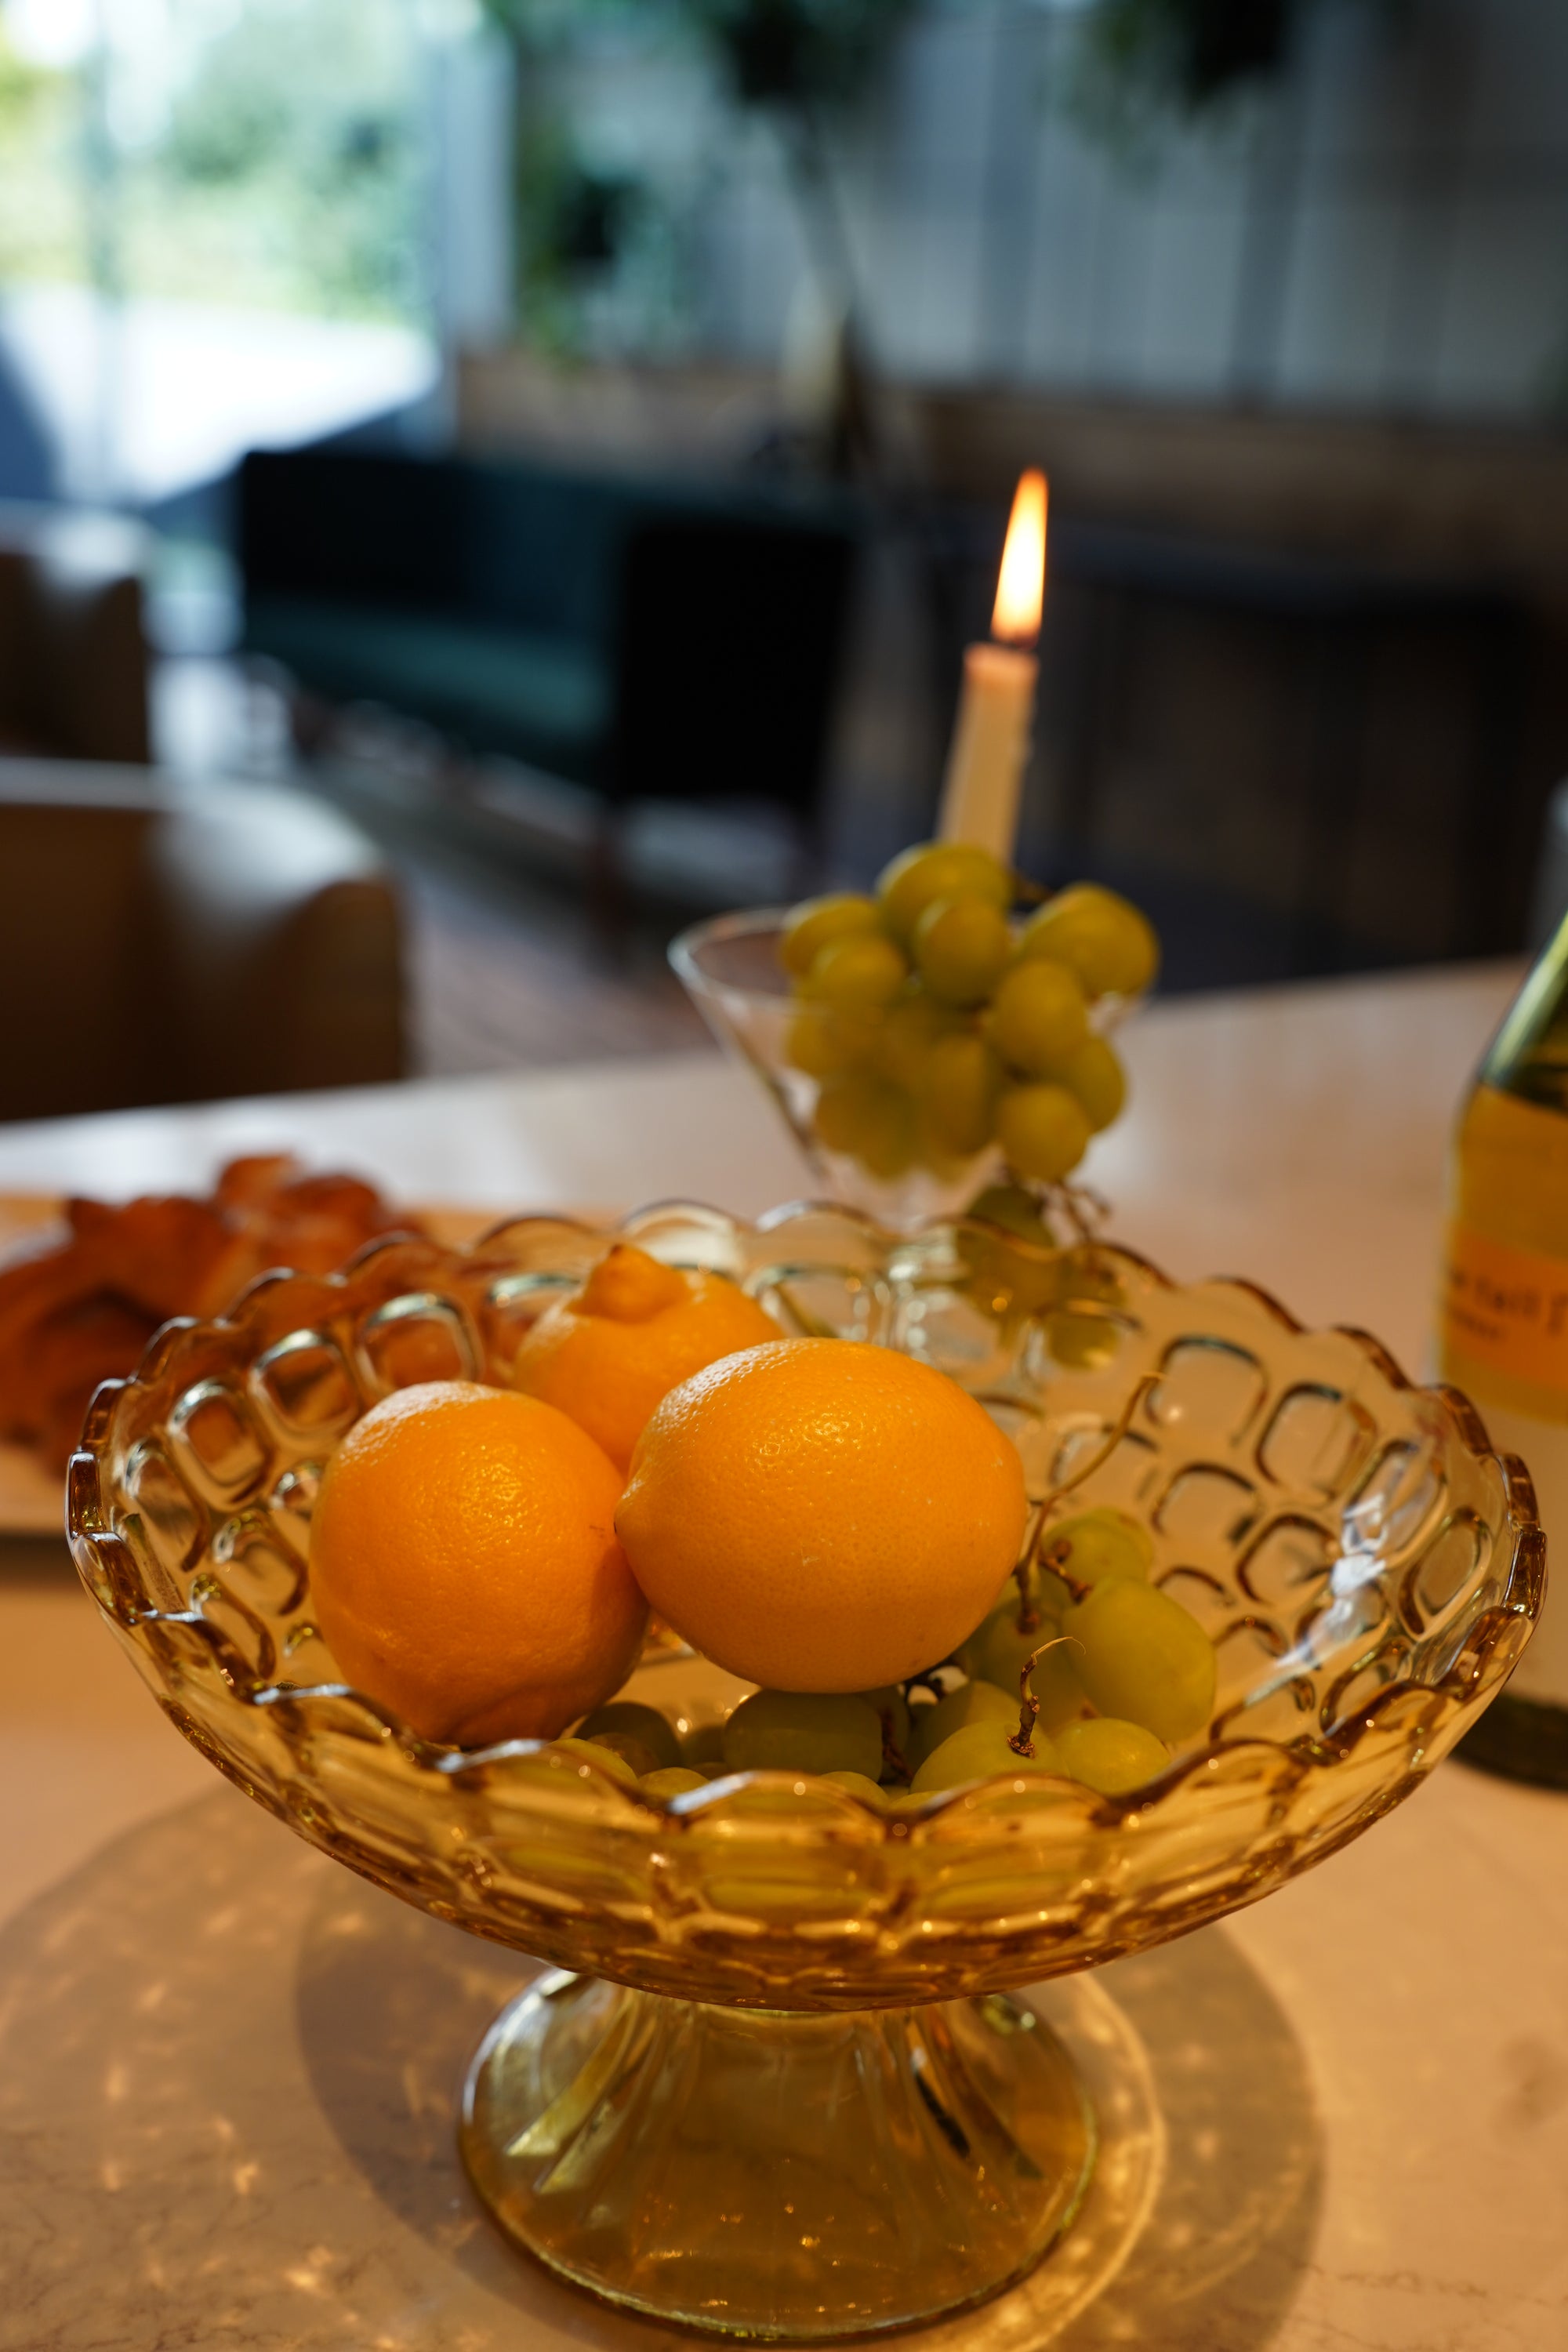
[669,909,1005,1225]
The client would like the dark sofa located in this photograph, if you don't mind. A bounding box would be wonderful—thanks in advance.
[238,448,859,829]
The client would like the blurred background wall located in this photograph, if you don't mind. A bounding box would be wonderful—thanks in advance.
[474,0,1568,419]
[2,0,1566,1107]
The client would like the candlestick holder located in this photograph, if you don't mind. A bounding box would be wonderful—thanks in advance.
[67,1205,1541,2340]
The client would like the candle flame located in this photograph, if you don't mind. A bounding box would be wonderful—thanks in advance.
[992,469,1047,646]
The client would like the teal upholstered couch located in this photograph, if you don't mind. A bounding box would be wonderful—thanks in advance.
[239,448,858,822]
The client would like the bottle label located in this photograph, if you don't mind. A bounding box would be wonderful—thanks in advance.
[1461,1394,1568,1706]
[1440,1222,1568,1398]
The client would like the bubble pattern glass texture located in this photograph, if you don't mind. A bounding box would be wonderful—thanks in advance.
[67,1205,1542,2014]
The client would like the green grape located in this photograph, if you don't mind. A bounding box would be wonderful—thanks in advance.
[822,1770,889,1803]
[953,1597,1025,1679]
[875,989,964,1089]
[961,1610,1089,1733]
[1054,1718,1170,1796]
[877,841,1011,947]
[912,896,1012,1008]
[1063,1580,1217,1744]
[1047,1308,1120,1372]
[1065,1507,1155,1573]
[640,1766,710,1799]
[1047,1258,1127,1371]
[1027,1639,1092,1733]
[785,1004,880,1080]
[967,1602,1086,1726]
[855,1684,913,1755]
[918,1033,1003,1159]
[1055,1034,1126,1132]
[911,1719,1060,1793]
[815,1073,917,1178]
[961,1607,1035,1694]
[804,931,909,1011]
[1037,1508,1152,1613]
[553,1737,637,1785]
[968,1181,1054,1243]
[723,1690,884,1779]
[988,958,1089,1075]
[682,1719,728,1768]
[577,1700,683,1771]
[781,893,880,978]
[1018,885,1158,1000]
[586,1730,662,1777]
[961,1185,1062,1315]
[996,1083,1091,1182]
[906,1679,1018,1773]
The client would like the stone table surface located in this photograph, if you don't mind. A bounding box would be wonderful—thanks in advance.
[2,960,1565,2351]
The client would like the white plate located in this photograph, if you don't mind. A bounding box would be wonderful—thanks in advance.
[0,1199,510,1539]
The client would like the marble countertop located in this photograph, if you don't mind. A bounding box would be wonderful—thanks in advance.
[2,960,1565,2350]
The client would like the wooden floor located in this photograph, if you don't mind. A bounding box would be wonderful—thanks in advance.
[399,853,710,1076]
[153,656,775,1079]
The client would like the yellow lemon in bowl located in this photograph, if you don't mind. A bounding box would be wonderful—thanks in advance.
[310,1381,647,1748]
[512,1242,780,1472]
[615,1338,1028,1693]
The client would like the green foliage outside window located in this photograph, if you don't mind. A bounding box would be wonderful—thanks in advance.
[0,22,82,285]
[0,0,423,325]
[669,0,922,112]
[145,2,420,319]
[478,0,920,352]
[1069,0,1406,138]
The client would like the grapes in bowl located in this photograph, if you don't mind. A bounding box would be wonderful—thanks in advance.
[67,1203,1541,2340]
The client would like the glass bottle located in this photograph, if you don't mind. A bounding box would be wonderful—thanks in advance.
[1439,920,1568,1785]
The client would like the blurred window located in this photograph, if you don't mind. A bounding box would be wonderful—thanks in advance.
[1,0,425,325]
[0,0,435,506]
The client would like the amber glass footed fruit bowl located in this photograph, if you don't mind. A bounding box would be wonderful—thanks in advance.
[671,906,1140,1228]
[67,1204,1541,2343]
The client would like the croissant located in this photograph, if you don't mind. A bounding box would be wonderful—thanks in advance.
[0,1157,419,1469]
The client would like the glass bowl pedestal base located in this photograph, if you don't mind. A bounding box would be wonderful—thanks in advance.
[460,1973,1094,2339]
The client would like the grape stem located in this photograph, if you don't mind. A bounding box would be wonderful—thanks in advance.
[1013,1540,1042,1635]
[1045,1372,1156,1507]
[1009,1368,1156,1632]
[1043,1373,1157,1517]
[1050,1180,1111,1250]
[1041,1534,1089,1607]
[1007,1635,1079,1759]
[876,1705,911,1784]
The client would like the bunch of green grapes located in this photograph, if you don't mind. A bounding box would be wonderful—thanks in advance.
[565,1508,1216,1809]
[780,844,1157,1188]
[908,1504,1214,1795]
